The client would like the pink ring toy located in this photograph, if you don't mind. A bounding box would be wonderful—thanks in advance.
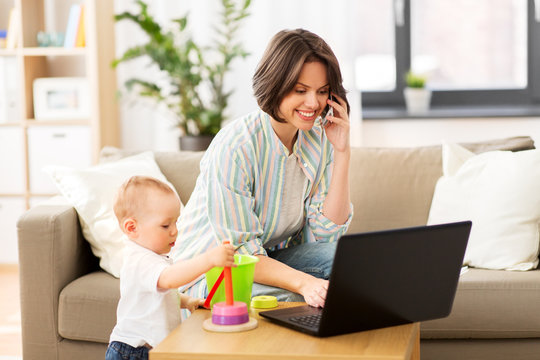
[212,301,248,316]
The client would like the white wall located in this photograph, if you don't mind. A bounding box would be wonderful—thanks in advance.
[113,0,367,151]
[113,0,539,151]
[361,117,540,148]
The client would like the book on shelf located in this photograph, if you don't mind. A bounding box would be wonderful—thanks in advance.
[0,30,7,48]
[6,8,19,49]
[75,5,86,47]
[64,4,86,48]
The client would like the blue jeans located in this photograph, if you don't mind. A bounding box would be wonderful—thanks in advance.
[251,241,337,301]
[105,341,149,360]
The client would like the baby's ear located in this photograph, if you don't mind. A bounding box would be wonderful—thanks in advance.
[122,218,138,237]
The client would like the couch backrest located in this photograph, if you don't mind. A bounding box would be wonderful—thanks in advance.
[347,135,535,233]
[153,151,205,206]
[134,136,536,235]
[348,145,443,233]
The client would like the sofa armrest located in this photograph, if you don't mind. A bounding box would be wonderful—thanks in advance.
[17,205,98,357]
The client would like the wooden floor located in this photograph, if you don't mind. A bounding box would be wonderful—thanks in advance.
[0,265,22,360]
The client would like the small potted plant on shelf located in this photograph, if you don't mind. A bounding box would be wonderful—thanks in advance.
[403,70,431,115]
[112,0,251,151]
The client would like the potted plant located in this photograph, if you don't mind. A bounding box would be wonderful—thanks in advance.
[403,71,432,115]
[112,0,251,151]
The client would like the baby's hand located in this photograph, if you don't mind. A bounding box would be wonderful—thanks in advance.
[208,243,236,268]
[181,295,204,313]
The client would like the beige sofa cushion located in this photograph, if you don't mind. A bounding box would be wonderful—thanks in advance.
[59,272,119,343]
[347,136,535,234]
[348,146,443,233]
[154,151,204,206]
[422,268,540,338]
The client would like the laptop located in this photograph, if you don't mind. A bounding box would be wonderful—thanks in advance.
[259,221,472,337]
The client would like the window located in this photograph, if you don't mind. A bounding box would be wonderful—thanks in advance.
[358,0,540,110]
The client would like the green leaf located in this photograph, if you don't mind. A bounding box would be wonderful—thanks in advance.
[112,0,252,136]
[172,16,188,31]
[405,71,427,88]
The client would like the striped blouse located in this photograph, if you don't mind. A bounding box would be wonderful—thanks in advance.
[171,109,353,294]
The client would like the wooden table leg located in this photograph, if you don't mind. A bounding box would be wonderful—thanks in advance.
[410,325,420,360]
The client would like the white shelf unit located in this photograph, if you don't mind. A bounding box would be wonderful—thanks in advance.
[0,0,120,263]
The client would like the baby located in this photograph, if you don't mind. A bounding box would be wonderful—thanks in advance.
[105,176,235,360]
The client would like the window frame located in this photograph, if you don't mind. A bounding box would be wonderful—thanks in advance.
[362,0,540,110]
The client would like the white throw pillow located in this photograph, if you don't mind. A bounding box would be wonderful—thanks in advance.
[45,151,180,277]
[428,143,540,271]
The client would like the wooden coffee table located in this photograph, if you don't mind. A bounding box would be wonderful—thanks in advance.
[151,302,420,360]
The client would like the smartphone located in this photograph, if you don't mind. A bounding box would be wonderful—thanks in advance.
[320,95,334,127]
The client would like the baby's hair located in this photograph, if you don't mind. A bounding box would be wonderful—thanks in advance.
[113,176,175,223]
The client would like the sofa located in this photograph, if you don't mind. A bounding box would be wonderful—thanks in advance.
[17,135,540,360]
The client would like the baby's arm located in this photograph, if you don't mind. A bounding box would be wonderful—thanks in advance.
[157,243,236,289]
[179,293,204,313]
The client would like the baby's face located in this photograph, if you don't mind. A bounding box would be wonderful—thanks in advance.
[135,189,181,255]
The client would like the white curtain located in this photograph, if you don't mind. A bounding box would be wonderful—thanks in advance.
[114,0,363,151]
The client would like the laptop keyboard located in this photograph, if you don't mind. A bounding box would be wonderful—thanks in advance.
[289,313,322,329]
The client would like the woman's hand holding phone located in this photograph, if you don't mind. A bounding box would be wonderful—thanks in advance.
[321,95,334,127]
[322,94,350,153]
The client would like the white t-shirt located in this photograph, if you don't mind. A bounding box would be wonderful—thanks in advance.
[109,240,181,348]
[264,153,307,249]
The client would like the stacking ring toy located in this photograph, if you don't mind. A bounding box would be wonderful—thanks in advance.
[202,241,258,332]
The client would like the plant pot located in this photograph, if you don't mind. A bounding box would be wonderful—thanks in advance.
[404,87,432,115]
[179,135,214,151]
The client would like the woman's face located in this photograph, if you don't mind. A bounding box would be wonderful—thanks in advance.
[278,61,329,131]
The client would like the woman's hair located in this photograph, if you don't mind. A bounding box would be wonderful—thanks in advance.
[253,28,350,123]
[113,176,175,223]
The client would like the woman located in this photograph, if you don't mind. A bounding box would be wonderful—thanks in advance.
[172,28,353,307]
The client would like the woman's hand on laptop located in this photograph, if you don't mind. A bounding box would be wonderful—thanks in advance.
[300,277,329,308]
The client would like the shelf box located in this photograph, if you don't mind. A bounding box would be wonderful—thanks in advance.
[33,77,90,121]
[0,126,24,193]
[28,125,91,194]
[0,197,25,264]
[23,56,87,120]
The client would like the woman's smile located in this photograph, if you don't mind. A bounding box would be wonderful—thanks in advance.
[296,109,318,121]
